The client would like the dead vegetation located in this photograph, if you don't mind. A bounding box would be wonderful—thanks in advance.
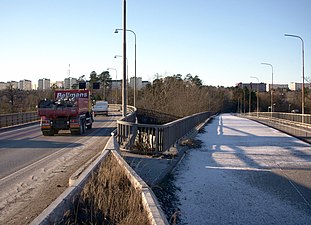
[58,155,150,225]
[180,138,203,149]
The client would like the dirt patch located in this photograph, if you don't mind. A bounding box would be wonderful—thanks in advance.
[180,138,203,149]
[152,173,181,225]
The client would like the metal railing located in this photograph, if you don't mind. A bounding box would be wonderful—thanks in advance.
[0,111,39,128]
[241,112,311,142]
[117,111,214,153]
[246,112,311,127]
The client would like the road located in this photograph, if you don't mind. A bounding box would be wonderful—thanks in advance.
[174,114,311,225]
[0,110,121,225]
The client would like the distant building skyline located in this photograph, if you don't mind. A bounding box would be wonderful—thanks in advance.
[1,76,303,92]
[0,80,32,90]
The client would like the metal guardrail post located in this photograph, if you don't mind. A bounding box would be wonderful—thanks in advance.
[154,127,159,152]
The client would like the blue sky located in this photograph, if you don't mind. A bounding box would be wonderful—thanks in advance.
[0,0,310,87]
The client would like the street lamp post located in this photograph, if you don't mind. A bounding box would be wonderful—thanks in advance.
[115,28,137,108]
[115,55,128,106]
[114,55,128,82]
[261,63,274,116]
[121,0,127,116]
[284,34,305,121]
[242,84,246,114]
[107,68,118,104]
[250,76,260,117]
[249,84,251,115]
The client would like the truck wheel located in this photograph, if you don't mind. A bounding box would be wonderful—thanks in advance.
[70,130,78,135]
[82,120,86,133]
[87,124,92,129]
[79,120,84,135]
[42,130,54,136]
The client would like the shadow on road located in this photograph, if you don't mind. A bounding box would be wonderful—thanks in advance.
[0,139,83,149]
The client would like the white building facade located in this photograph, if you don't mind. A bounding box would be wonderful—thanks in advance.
[38,78,51,90]
[18,79,32,90]
[290,82,311,91]
[64,77,78,89]
[129,77,143,90]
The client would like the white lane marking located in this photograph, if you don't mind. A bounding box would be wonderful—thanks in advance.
[205,165,272,172]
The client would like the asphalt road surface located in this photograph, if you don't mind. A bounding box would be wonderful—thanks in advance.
[0,110,121,225]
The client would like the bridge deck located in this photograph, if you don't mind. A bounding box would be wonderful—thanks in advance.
[175,114,311,225]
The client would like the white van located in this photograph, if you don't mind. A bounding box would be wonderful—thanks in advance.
[93,101,108,116]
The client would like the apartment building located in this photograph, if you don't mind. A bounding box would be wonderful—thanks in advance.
[289,82,311,91]
[64,77,78,89]
[38,78,51,90]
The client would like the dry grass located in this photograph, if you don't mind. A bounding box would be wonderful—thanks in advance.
[58,155,150,225]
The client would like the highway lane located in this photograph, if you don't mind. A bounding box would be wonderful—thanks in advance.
[0,110,122,225]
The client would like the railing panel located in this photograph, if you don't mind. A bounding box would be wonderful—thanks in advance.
[0,111,39,128]
[117,111,214,154]
[247,112,311,126]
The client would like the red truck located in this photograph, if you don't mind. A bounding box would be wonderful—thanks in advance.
[37,89,94,136]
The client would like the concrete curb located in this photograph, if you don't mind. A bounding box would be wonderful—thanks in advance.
[30,150,110,225]
[30,135,169,225]
[112,150,169,225]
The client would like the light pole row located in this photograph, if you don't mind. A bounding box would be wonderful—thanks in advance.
[284,34,305,118]
[256,34,305,119]
[115,28,137,108]
[261,62,274,116]
[108,24,137,116]
[250,76,259,117]
[107,68,118,104]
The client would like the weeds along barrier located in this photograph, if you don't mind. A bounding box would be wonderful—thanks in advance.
[30,133,168,225]
[241,112,311,142]
[117,111,214,153]
[0,111,39,128]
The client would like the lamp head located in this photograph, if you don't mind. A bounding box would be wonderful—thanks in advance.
[114,29,119,34]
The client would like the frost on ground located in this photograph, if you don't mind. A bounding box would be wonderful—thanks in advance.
[173,114,311,225]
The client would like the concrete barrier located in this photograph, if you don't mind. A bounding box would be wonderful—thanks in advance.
[30,134,168,225]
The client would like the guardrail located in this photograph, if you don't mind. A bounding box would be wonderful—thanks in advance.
[240,112,311,142]
[0,111,39,128]
[247,112,311,125]
[117,111,214,153]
